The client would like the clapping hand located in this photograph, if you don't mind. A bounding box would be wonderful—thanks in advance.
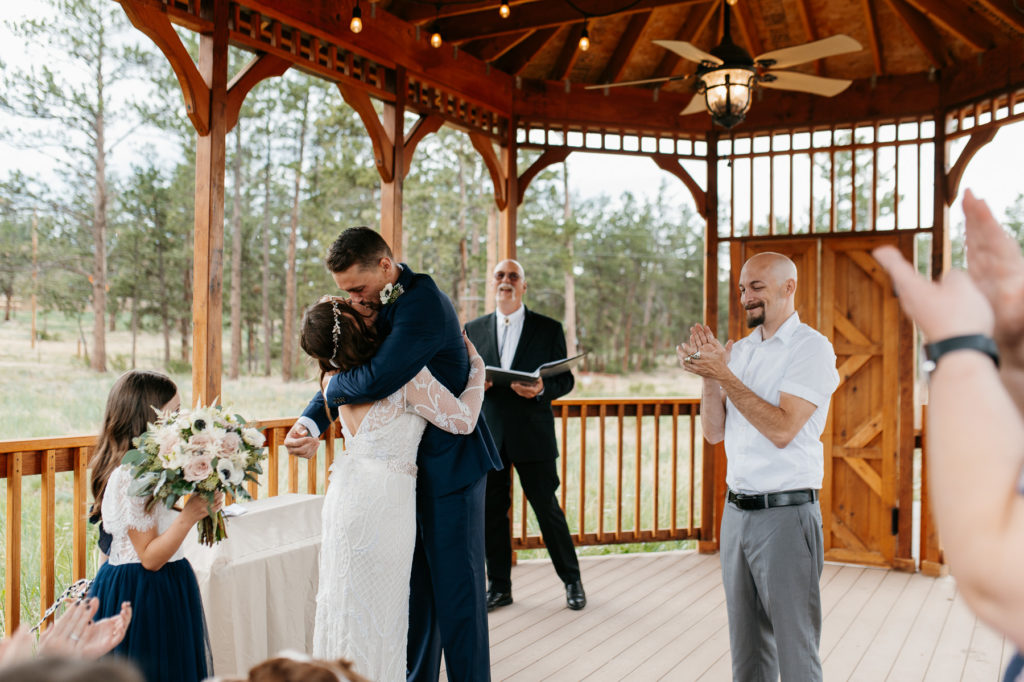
[677,324,732,380]
[36,596,133,660]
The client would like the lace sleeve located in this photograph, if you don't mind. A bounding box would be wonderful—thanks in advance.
[404,353,485,435]
[105,465,158,535]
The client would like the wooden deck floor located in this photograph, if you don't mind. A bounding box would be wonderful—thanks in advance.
[443,550,1013,681]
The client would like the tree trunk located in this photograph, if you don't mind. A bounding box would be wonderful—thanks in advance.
[90,42,108,372]
[130,295,138,369]
[561,163,578,355]
[261,125,273,377]
[229,122,244,380]
[158,241,170,365]
[181,266,191,364]
[3,292,11,322]
[485,204,498,314]
[281,92,309,382]
[638,271,656,368]
[454,154,468,322]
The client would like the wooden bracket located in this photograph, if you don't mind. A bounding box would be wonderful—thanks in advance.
[945,126,998,204]
[469,132,508,210]
[402,114,444,180]
[119,0,210,135]
[652,154,708,219]
[338,83,395,183]
[226,54,291,132]
[517,148,571,206]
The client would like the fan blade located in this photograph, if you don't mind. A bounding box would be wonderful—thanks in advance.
[679,94,705,116]
[653,39,723,66]
[760,71,852,97]
[583,74,692,91]
[755,35,862,69]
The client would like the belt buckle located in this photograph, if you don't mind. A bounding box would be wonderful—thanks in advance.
[761,494,770,509]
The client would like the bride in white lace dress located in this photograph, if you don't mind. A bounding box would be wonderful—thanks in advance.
[299,296,485,681]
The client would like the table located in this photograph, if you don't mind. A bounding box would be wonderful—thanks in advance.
[182,493,324,677]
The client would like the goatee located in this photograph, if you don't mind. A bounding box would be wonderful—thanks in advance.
[746,308,765,329]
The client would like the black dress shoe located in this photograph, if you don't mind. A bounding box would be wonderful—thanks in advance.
[486,588,513,611]
[565,579,586,610]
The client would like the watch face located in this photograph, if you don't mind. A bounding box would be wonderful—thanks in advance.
[922,359,937,374]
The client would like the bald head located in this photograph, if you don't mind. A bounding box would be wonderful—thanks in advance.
[494,259,527,314]
[738,252,798,335]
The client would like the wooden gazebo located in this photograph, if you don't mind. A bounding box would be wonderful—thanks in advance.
[121,0,1023,575]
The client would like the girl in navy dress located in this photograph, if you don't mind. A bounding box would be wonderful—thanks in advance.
[88,370,221,682]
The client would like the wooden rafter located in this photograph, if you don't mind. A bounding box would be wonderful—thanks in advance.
[550,23,585,81]
[861,0,884,74]
[883,0,947,69]
[495,27,559,76]
[795,0,824,75]
[399,0,540,23]
[463,33,531,62]
[598,11,653,84]
[225,53,291,132]
[653,1,718,79]
[440,0,706,43]
[732,0,764,60]
[903,0,995,51]
[974,0,1024,34]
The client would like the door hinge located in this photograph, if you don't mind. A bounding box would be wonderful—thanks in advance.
[891,507,899,536]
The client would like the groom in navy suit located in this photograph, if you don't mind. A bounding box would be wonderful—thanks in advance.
[285,227,501,681]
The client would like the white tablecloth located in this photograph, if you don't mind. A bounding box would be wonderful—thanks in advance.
[182,493,324,677]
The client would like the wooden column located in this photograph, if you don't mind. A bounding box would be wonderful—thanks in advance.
[931,113,950,280]
[381,68,407,259]
[192,0,229,405]
[699,133,722,553]
[499,118,518,262]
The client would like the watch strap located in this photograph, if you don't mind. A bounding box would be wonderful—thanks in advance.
[923,334,999,372]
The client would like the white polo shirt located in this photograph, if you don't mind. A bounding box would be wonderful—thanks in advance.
[723,311,840,494]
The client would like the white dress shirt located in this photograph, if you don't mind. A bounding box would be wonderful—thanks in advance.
[723,312,840,493]
[496,305,526,370]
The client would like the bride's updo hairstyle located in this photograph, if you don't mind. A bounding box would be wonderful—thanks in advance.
[300,298,383,374]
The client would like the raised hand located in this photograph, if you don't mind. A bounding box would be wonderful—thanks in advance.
[679,324,732,381]
[872,246,994,342]
[963,189,1024,366]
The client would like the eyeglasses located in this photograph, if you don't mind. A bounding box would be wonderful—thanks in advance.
[494,271,521,282]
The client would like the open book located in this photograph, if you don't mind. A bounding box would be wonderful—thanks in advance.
[485,352,587,387]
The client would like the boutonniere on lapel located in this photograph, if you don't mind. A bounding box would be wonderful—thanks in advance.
[379,282,405,306]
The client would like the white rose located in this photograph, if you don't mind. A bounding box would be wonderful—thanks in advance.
[242,427,265,448]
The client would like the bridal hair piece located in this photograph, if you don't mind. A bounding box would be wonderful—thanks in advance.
[330,299,343,369]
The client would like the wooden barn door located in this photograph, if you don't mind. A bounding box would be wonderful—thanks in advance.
[730,235,912,569]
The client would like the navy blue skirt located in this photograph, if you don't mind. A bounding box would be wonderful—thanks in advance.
[90,558,212,682]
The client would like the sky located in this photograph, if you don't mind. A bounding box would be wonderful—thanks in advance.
[1,2,1021,227]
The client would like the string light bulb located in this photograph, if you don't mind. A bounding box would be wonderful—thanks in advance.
[349,1,363,33]
[499,1,510,18]
[430,24,442,48]
[726,0,739,5]
[578,22,590,52]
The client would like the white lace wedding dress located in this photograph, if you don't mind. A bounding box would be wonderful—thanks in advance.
[312,358,484,681]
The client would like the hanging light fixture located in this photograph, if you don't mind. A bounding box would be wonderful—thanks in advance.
[499,1,510,18]
[349,0,363,33]
[429,3,442,48]
[693,7,755,128]
[578,21,590,52]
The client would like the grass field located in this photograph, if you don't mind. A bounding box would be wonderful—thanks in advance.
[1,308,701,629]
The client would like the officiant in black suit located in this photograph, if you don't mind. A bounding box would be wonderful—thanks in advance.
[464,259,586,612]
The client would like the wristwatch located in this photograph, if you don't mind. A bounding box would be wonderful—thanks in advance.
[922,334,999,373]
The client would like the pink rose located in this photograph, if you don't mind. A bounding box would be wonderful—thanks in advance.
[156,428,180,457]
[188,432,217,455]
[219,432,242,457]
[183,454,213,482]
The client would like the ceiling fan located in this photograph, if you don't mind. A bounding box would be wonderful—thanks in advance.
[586,2,863,128]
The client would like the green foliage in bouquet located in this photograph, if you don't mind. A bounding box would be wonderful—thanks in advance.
[121,404,267,545]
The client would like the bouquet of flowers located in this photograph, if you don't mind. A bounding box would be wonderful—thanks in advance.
[122,403,267,545]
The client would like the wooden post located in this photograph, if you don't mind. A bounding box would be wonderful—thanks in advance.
[931,113,950,280]
[40,449,56,624]
[192,0,229,406]
[498,117,518,262]
[5,452,22,633]
[699,133,722,553]
[380,67,406,259]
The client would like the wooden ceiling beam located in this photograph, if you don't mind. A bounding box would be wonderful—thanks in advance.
[861,0,884,75]
[903,0,995,51]
[463,33,531,62]
[974,0,1024,34]
[882,0,947,69]
[795,0,824,75]
[653,2,718,78]
[439,0,706,43]
[549,23,585,81]
[598,11,653,84]
[495,27,559,76]
[732,0,764,59]
[398,0,540,24]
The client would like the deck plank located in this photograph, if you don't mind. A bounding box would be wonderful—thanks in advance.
[435,551,1009,682]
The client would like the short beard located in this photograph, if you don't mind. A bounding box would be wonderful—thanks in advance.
[745,308,765,329]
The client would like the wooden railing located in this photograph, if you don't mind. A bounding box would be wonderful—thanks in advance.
[0,397,708,633]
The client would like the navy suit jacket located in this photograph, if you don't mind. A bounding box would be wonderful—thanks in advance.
[464,307,575,463]
[300,264,501,497]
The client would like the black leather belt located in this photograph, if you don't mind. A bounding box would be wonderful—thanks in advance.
[727,488,818,511]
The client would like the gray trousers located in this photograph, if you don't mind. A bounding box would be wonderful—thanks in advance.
[721,500,825,682]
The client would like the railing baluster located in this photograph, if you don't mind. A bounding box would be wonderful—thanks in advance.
[267,429,280,497]
[598,404,606,542]
[578,404,587,541]
[689,404,697,534]
[5,452,23,633]
[559,404,568,510]
[41,449,56,626]
[671,404,679,533]
[653,404,661,536]
[634,403,642,537]
[288,437,299,494]
[616,404,624,540]
[72,446,88,581]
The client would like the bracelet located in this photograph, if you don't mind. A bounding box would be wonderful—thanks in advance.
[923,334,999,373]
